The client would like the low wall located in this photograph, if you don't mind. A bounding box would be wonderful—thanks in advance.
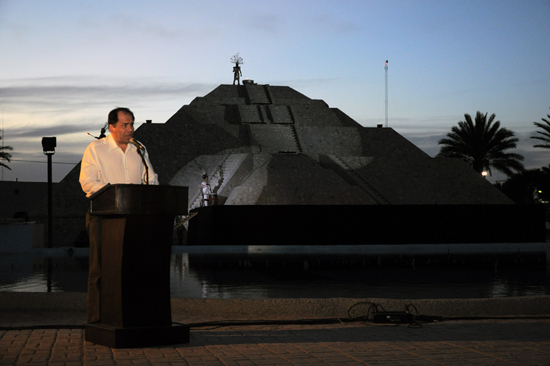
[1,292,549,318]
[188,205,545,245]
[0,223,44,252]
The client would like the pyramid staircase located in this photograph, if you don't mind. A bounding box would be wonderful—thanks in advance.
[249,124,302,153]
[268,105,294,124]
[244,84,272,104]
[188,153,249,210]
[329,155,391,204]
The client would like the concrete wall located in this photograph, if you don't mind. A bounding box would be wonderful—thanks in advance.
[1,292,550,318]
[188,204,546,245]
[0,223,44,253]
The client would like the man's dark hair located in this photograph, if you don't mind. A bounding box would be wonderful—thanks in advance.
[108,107,135,125]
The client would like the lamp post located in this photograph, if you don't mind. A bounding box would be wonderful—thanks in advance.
[42,137,56,248]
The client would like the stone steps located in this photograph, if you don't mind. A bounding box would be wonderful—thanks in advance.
[329,155,391,204]
[245,84,272,104]
[188,154,248,210]
[249,124,302,153]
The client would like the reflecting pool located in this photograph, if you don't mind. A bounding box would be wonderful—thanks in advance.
[1,248,549,299]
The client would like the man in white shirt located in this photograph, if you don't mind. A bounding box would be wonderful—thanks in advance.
[79,107,158,323]
[200,174,212,206]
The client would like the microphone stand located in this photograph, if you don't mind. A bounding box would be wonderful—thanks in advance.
[130,138,149,185]
[136,148,149,185]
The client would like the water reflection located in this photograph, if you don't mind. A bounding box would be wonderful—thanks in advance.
[0,273,55,292]
[0,252,89,293]
[179,254,550,299]
[1,250,549,299]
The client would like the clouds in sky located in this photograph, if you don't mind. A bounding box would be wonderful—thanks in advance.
[1,0,549,182]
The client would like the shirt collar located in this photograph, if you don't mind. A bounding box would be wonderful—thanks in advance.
[106,133,136,153]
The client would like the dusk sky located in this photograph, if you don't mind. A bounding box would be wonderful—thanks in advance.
[1,0,549,183]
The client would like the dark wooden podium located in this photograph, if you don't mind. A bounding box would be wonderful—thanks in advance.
[84,184,189,348]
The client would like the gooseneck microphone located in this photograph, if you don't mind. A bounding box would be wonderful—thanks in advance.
[86,132,100,139]
[129,138,145,150]
[130,138,149,185]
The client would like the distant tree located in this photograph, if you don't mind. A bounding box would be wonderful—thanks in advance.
[0,130,13,170]
[497,167,550,204]
[437,111,524,177]
[531,107,550,149]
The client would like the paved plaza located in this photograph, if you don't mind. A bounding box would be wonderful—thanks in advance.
[1,309,550,365]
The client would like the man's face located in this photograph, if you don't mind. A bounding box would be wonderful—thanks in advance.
[109,111,134,146]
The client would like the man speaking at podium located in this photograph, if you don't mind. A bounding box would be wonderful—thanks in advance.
[79,107,158,323]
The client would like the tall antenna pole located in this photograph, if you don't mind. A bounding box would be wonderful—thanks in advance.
[385,60,388,128]
[1,110,4,181]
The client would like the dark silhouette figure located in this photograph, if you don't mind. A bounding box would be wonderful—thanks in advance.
[233,63,242,85]
[231,53,244,85]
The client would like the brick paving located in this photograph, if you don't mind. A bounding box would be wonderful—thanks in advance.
[1,311,550,365]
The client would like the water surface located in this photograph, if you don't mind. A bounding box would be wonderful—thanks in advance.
[1,248,549,299]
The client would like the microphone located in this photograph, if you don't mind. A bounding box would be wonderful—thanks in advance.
[130,138,149,184]
[129,138,145,150]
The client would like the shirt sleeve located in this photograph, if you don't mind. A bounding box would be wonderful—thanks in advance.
[79,144,108,197]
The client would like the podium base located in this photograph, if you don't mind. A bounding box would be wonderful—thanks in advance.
[85,322,190,348]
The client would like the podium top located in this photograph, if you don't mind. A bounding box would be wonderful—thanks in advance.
[90,184,188,216]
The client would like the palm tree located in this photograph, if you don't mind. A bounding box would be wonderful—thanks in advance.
[499,167,550,204]
[0,130,13,170]
[531,107,550,149]
[437,111,524,177]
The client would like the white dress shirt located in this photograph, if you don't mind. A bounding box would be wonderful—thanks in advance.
[79,134,159,197]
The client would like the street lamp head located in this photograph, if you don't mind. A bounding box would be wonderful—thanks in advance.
[42,137,57,155]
